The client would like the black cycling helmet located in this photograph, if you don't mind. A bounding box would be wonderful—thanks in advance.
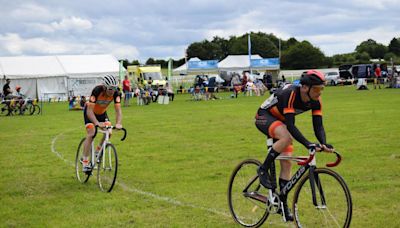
[300,70,325,86]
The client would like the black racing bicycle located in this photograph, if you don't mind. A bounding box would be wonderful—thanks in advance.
[75,125,127,192]
[228,141,352,227]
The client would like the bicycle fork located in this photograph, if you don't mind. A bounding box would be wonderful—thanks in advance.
[309,166,327,208]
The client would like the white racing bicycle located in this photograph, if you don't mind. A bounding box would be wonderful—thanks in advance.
[75,125,127,192]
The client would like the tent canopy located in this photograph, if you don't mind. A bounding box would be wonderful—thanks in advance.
[0,56,66,79]
[58,54,122,78]
[173,57,201,74]
[218,54,262,70]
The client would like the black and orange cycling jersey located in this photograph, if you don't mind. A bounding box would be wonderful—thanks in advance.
[256,84,326,148]
[87,85,121,115]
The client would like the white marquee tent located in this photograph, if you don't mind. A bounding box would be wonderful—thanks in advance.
[0,54,124,99]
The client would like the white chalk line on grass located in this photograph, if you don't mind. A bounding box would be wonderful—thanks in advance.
[50,132,231,218]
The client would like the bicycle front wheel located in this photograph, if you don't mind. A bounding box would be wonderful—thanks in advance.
[0,104,11,116]
[293,168,352,228]
[97,143,118,192]
[228,159,270,227]
[75,138,91,183]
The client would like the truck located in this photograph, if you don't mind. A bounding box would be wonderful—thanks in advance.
[127,65,166,89]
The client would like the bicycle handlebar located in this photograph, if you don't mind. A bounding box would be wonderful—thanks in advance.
[297,149,342,167]
[92,125,127,141]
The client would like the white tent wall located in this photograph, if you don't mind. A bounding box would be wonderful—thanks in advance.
[57,55,123,97]
[37,76,68,101]
[0,78,37,99]
[67,77,103,97]
[0,54,124,100]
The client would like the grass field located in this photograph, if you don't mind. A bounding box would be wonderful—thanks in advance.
[1,85,400,227]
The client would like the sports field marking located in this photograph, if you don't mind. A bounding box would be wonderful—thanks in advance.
[50,132,231,218]
[51,131,290,227]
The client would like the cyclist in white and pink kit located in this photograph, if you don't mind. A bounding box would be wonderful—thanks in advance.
[255,70,334,221]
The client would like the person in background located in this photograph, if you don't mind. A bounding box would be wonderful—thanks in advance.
[15,86,27,114]
[374,64,382,89]
[123,75,131,106]
[3,79,13,100]
[165,82,175,101]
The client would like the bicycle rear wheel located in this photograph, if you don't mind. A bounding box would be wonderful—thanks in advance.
[33,104,41,115]
[228,159,270,227]
[293,168,352,228]
[75,138,91,183]
[97,143,118,192]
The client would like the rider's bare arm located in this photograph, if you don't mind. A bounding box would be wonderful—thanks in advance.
[86,103,101,127]
[114,103,122,128]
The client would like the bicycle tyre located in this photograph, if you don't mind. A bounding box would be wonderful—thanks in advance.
[228,159,270,227]
[27,103,35,115]
[0,103,11,116]
[97,143,118,192]
[292,168,352,228]
[75,138,91,183]
[33,104,41,115]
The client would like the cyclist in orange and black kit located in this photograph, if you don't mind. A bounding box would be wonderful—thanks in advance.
[82,74,123,172]
[255,70,334,221]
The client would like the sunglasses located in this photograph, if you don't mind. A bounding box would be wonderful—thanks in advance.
[106,86,118,91]
[311,86,324,93]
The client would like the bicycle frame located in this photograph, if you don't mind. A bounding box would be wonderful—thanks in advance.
[89,125,127,169]
[243,150,342,208]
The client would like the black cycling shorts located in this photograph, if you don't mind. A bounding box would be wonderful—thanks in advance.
[83,107,108,125]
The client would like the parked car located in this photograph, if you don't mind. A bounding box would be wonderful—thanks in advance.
[325,71,340,86]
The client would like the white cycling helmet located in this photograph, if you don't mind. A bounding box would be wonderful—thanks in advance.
[102,74,118,87]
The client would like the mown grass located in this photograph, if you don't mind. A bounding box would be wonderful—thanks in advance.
[1,85,399,227]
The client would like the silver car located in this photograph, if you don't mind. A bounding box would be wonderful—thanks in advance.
[325,71,340,86]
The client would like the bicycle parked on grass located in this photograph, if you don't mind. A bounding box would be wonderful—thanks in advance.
[228,139,352,227]
[0,98,40,116]
[75,125,127,192]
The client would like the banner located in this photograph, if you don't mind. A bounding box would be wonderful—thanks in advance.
[250,58,280,68]
[187,60,218,70]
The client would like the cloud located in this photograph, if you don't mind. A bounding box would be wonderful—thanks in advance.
[0,33,139,59]
[10,3,53,20]
[299,25,399,56]
[50,17,93,31]
[1,0,399,61]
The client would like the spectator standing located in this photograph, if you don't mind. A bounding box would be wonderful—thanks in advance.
[122,75,131,106]
[374,65,382,89]
[165,82,175,101]
[3,79,12,99]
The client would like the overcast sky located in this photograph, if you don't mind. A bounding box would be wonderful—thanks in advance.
[0,0,399,62]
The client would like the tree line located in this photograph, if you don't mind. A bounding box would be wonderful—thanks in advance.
[120,32,400,70]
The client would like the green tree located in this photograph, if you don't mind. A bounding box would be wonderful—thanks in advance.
[355,52,371,63]
[355,39,388,59]
[131,60,140,65]
[145,58,156,65]
[227,36,247,55]
[186,40,223,60]
[388,37,400,56]
[281,41,325,69]
[211,36,229,59]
